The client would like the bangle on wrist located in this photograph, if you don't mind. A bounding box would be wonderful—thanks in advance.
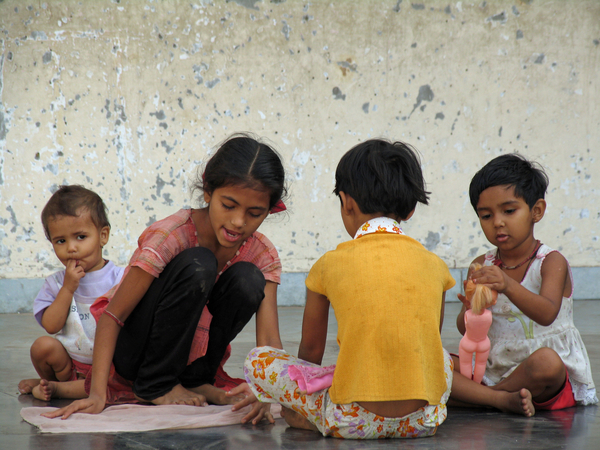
[103,309,125,327]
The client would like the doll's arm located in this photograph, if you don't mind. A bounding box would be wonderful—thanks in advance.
[297,288,330,365]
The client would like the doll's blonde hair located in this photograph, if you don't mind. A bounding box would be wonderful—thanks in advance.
[465,263,497,315]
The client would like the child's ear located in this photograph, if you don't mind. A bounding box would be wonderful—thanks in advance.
[338,191,352,215]
[204,190,212,205]
[402,209,416,221]
[532,199,546,223]
[100,226,110,247]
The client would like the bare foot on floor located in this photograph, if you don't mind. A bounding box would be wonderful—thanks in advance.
[135,384,208,407]
[189,384,244,405]
[498,388,535,417]
[32,379,57,401]
[281,406,319,432]
[18,378,41,395]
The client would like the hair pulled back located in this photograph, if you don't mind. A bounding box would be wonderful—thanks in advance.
[196,133,286,210]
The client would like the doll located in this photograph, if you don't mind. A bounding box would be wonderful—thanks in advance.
[458,263,498,384]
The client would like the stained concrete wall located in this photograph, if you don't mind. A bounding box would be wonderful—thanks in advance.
[1,0,599,311]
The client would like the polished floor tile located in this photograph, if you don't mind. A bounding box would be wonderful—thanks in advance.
[2,302,599,449]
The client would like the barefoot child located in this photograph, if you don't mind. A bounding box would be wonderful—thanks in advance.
[245,139,457,439]
[454,153,597,409]
[45,134,287,425]
[18,185,124,401]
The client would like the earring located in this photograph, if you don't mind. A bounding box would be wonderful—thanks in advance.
[244,223,247,226]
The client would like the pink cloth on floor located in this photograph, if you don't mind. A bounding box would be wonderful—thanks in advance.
[20,403,282,434]
[288,364,335,394]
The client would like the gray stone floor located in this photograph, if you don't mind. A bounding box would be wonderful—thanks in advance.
[1,302,599,449]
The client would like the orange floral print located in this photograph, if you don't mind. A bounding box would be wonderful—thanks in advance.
[341,405,360,418]
[314,396,322,409]
[251,359,268,380]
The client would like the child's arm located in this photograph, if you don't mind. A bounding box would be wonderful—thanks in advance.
[440,292,446,334]
[297,288,330,365]
[41,259,85,334]
[255,281,283,349]
[228,280,283,425]
[42,267,155,419]
[471,252,569,326]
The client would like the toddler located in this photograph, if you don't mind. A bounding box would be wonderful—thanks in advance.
[18,185,124,400]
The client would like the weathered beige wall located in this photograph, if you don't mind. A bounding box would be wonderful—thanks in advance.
[1,1,599,304]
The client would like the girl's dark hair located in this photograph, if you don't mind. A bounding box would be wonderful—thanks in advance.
[469,153,549,211]
[334,139,430,220]
[41,185,110,240]
[194,133,286,209]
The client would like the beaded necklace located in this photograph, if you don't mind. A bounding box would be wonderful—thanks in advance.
[493,240,541,270]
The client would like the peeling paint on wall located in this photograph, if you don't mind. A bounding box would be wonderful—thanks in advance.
[0,0,598,288]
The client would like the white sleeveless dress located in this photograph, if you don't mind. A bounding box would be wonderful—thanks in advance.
[482,244,597,405]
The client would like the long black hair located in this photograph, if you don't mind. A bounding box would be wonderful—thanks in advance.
[194,133,287,210]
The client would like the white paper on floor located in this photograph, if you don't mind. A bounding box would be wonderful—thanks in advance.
[21,403,282,434]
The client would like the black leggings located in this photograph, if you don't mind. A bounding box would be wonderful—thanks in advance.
[113,247,266,401]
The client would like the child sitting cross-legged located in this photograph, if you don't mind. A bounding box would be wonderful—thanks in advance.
[453,154,597,410]
[244,139,457,439]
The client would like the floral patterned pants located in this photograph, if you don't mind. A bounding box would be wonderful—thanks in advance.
[244,346,454,439]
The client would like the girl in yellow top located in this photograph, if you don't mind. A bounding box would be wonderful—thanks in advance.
[245,140,536,439]
[245,140,457,439]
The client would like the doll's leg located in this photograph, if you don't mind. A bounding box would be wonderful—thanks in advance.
[472,349,489,384]
[458,342,474,380]
[489,347,566,403]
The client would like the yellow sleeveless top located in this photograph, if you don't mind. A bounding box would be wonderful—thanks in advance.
[305,233,455,405]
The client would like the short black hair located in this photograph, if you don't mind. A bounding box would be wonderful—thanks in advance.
[469,153,549,211]
[41,185,110,240]
[334,139,430,220]
[194,133,287,210]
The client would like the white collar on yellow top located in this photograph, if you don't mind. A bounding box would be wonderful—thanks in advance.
[354,217,404,240]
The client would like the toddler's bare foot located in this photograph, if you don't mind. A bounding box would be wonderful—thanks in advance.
[498,388,535,417]
[281,406,319,432]
[32,379,57,401]
[135,384,208,407]
[18,378,40,395]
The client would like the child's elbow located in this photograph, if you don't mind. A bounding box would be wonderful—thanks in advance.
[537,310,560,327]
[43,324,62,334]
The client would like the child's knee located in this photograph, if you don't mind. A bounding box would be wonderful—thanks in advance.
[30,336,64,361]
[528,347,565,382]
